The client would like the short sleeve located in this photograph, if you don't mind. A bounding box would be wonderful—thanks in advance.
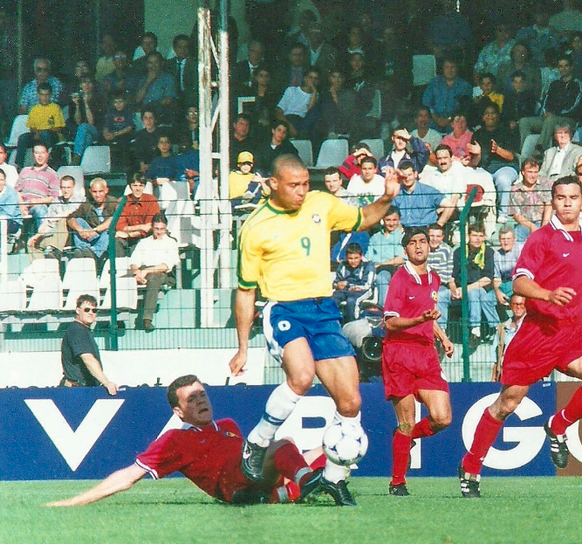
[325,193,362,232]
[237,224,263,289]
[136,431,186,480]
[68,326,95,358]
[513,231,546,281]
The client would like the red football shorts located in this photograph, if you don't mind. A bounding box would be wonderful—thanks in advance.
[501,316,582,386]
[382,340,449,400]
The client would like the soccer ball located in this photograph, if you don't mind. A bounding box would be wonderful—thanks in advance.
[322,421,369,467]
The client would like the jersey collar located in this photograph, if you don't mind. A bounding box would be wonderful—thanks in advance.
[403,261,433,284]
[180,421,218,432]
[549,213,582,241]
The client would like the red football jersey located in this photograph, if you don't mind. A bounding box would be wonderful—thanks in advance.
[513,215,582,321]
[136,418,249,502]
[383,262,441,344]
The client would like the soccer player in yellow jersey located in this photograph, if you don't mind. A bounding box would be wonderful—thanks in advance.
[229,154,400,505]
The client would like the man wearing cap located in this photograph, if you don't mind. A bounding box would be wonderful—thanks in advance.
[391,160,455,229]
[378,126,429,176]
[382,227,454,496]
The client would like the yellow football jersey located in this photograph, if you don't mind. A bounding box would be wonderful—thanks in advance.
[238,191,362,301]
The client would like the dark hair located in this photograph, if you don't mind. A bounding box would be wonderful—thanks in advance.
[346,242,363,255]
[111,90,127,101]
[233,112,251,124]
[435,144,453,156]
[173,34,190,47]
[32,140,49,152]
[352,142,371,153]
[557,53,574,66]
[552,175,582,199]
[428,222,444,233]
[167,374,201,408]
[37,82,53,94]
[416,106,431,117]
[481,101,501,115]
[401,227,428,247]
[323,166,340,178]
[479,72,496,85]
[146,51,164,63]
[143,31,158,45]
[511,70,527,81]
[468,223,486,235]
[129,172,146,185]
[385,205,400,217]
[399,159,415,171]
[76,294,98,308]
[152,212,168,225]
[140,107,156,120]
[521,158,540,171]
[511,41,532,62]
[0,168,6,180]
[360,156,377,167]
[271,119,290,131]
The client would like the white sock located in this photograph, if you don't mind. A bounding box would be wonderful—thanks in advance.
[248,381,302,447]
[323,459,350,483]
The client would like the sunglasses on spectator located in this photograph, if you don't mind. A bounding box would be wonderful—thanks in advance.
[82,307,98,314]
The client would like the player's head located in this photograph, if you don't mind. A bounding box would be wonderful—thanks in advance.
[551,175,582,224]
[401,227,429,265]
[345,242,363,268]
[167,374,213,427]
[270,154,309,211]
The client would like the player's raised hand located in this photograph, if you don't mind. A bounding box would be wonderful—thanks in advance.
[383,167,400,200]
[548,286,577,306]
[229,350,247,376]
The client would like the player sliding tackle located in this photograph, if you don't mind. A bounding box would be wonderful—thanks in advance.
[460,176,582,498]
[229,154,400,506]
[382,228,454,496]
[46,375,325,506]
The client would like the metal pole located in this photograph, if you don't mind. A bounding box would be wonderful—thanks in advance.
[107,195,127,350]
[459,187,478,382]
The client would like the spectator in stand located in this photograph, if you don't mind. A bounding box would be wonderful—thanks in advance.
[496,42,541,98]
[365,206,405,306]
[468,102,519,223]
[490,294,526,382]
[27,174,83,260]
[115,174,160,257]
[377,24,411,97]
[15,83,65,169]
[473,73,504,115]
[337,24,369,72]
[245,69,279,141]
[18,58,63,114]
[427,0,472,62]
[15,142,59,229]
[275,66,321,139]
[508,158,552,242]
[549,0,582,39]
[450,223,499,345]
[68,178,117,262]
[131,32,159,77]
[423,57,472,133]
[229,152,269,207]
[515,7,559,67]
[501,71,537,133]
[538,123,582,181]
[0,144,18,188]
[427,223,454,326]
[519,53,582,152]
[146,133,180,181]
[253,120,298,176]
[332,242,376,323]
[95,34,117,83]
[64,60,92,99]
[411,106,442,162]
[229,113,254,167]
[323,167,358,206]
[320,70,357,139]
[135,52,177,125]
[273,43,308,95]
[306,22,337,78]
[339,142,373,181]
[175,105,200,152]
[473,22,515,82]
[166,34,198,110]
[67,77,105,165]
[101,50,139,102]
[493,225,523,307]
[378,127,429,176]
[441,111,473,163]
[0,168,22,236]
[344,53,376,141]
[130,213,180,331]
[347,156,385,205]
[391,159,454,229]
[102,91,135,164]
[133,108,159,175]
[232,40,266,97]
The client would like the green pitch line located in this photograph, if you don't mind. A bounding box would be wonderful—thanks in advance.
[1,477,580,544]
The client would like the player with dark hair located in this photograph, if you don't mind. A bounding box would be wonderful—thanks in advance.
[229,153,400,506]
[459,175,582,498]
[383,228,454,496]
[46,374,323,507]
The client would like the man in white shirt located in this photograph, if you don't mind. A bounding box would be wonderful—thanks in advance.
[0,144,18,187]
[539,123,582,181]
[346,156,385,205]
[422,144,467,213]
[130,213,180,331]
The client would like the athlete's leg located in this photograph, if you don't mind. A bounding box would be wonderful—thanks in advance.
[390,395,416,487]
[461,384,529,474]
[414,389,452,438]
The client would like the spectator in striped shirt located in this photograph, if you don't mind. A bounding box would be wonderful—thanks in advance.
[427,223,454,326]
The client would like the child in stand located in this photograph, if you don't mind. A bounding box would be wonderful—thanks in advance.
[102,91,134,166]
[229,151,270,213]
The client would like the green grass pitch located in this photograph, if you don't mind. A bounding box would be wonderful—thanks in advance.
[1,477,581,544]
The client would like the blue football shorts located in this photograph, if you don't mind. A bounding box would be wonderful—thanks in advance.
[262,297,356,362]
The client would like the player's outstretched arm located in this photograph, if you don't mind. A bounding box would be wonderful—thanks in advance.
[514,276,576,307]
[384,307,441,332]
[358,168,401,231]
[45,464,147,507]
[229,287,257,376]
